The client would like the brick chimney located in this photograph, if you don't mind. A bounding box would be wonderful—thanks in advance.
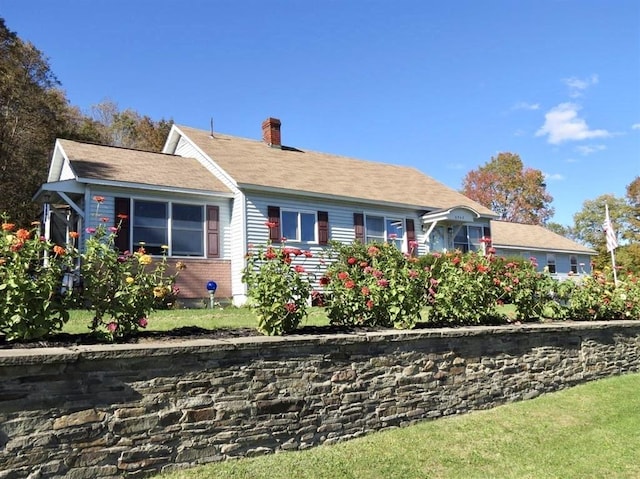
[261,117,281,147]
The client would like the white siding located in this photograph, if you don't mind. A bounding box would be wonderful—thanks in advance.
[60,158,75,181]
[230,192,248,305]
[81,188,231,259]
[242,192,428,293]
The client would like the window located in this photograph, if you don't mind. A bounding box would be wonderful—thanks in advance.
[570,255,578,274]
[365,215,404,249]
[282,210,316,242]
[130,199,205,256]
[453,225,483,252]
[547,253,556,274]
[172,204,204,256]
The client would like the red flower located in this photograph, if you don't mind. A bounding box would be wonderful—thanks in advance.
[377,279,389,287]
[100,217,110,223]
[117,213,128,220]
[366,300,375,310]
[345,280,356,289]
[285,303,297,313]
[338,271,349,280]
[303,250,313,258]
[361,286,370,296]
[93,195,105,203]
[320,276,330,285]
[265,248,277,260]
[294,265,306,273]
[1,223,15,231]
[347,257,357,265]
[53,245,65,256]
[452,256,461,265]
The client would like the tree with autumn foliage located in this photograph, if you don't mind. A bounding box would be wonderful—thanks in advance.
[461,152,554,225]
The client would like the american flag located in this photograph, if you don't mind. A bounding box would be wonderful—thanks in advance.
[603,204,618,252]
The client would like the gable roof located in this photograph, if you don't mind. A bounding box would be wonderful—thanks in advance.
[172,125,497,215]
[490,220,596,254]
[57,139,231,194]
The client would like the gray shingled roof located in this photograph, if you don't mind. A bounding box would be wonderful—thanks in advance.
[491,220,595,254]
[59,139,231,194]
[176,125,497,215]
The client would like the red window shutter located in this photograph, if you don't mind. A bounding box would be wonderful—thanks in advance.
[114,197,130,252]
[318,211,329,245]
[267,206,281,243]
[207,205,220,258]
[406,218,417,256]
[354,213,364,243]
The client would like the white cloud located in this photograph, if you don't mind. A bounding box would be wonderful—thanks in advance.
[535,103,611,144]
[576,144,606,155]
[632,123,640,130]
[563,74,599,98]
[544,172,565,181]
[512,102,540,111]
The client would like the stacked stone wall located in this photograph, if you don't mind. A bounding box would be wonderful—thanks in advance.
[1,321,639,478]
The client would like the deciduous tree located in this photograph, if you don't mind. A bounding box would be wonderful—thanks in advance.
[461,152,554,225]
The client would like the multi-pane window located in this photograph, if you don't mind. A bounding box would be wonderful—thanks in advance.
[365,216,404,249]
[570,255,578,274]
[132,200,204,256]
[282,210,316,242]
[453,225,483,252]
[547,253,557,274]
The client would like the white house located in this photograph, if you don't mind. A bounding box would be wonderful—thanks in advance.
[34,118,595,304]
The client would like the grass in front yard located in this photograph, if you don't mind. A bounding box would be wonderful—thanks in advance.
[62,306,330,335]
[155,373,640,479]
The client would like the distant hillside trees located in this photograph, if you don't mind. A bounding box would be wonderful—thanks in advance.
[0,17,172,226]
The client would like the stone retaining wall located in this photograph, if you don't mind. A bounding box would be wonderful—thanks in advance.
[1,321,639,478]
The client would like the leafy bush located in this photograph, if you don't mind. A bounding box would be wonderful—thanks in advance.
[0,216,74,340]
[421,251,501,325]
[321,240,425,329]
[77,219,180,340]
[242,238,313,335]
[560,268,640,320]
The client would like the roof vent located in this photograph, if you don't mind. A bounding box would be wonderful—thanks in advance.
[261,117,281,147]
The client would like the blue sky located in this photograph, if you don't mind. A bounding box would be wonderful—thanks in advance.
[2,0,639,226]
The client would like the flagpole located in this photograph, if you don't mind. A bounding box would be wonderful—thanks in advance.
[610,246,618,285]
[604,203,618,285]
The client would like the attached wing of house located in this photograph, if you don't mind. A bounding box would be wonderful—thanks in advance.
[490,220,596,278]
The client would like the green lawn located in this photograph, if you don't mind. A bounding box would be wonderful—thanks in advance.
[62,306,331,334]
[155,373,640,479]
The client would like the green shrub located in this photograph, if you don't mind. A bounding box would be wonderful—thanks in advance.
[321,241,425,329]
[242,239,313,335]
[0,216,74,340]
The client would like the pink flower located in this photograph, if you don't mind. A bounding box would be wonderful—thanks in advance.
[303,250,313,258]
[367,246,380,256]
[372,270,384,279]
[359,261,368,268]
[408,270,419,279]
[85,227,96,234]
[366,300,375,310]
[361,286,370,296]
[294,265,306,273]
[108,226,118,233]
[377,279,389,287]
[107,322,118,333]
[138,317,148,328]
